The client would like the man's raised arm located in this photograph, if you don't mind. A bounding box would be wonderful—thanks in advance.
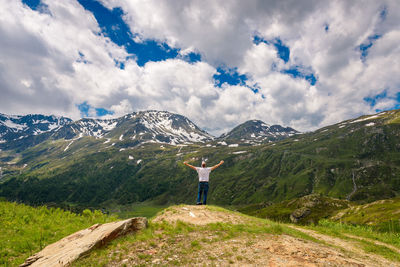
[183,161,197,171]
[211,160,224,171]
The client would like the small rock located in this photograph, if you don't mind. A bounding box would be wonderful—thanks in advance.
[146,249,157,255]
[152,259,161,264]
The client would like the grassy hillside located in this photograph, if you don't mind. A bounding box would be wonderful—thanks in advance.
[331,197,400,232]
[238,194,350,224]
[75,205,400,266]
[0,200,117,266]
[239,195,400,235]
[0,109,400,209]
[2,203,400,266]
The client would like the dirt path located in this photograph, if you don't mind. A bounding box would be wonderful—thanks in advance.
[78,205,400,267]
[343,233,400,255]
[288,225,399,267]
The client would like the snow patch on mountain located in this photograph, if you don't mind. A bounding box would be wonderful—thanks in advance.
[64,140,74,152]
[0,114,72,148]
[97,121,117,131]
[2,120,27,131]
[351,114,381,123]
[232,151,247,154]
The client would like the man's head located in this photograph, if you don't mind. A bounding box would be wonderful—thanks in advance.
[201,161,206,167]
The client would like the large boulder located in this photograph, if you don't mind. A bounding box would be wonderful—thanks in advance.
[290,207,311,223]
[21,217,147,267]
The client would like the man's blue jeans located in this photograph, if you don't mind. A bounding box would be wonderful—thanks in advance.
[197,182,209,204]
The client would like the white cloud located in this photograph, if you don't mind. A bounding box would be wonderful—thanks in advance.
[240,42,283,78]
[110,99,133,117]
[0,0,399,136]
[0,0,127,119]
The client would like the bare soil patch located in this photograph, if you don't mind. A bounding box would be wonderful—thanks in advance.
[152,205,248,225]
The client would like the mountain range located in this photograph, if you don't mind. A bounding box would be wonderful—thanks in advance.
[0,111,296,151]
[0,109,399,209]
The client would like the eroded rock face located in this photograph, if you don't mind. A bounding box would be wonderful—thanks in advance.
[20,217,147,267]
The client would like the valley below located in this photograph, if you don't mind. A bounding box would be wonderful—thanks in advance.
[1,109,400,208]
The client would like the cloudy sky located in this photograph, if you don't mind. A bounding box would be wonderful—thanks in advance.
[0,0,399,135]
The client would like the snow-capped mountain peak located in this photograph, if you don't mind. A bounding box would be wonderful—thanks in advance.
[219,119,298,144]
[135,110,213,143]
[0,113,72,141]
[50,110,213,146]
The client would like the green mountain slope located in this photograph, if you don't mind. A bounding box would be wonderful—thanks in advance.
[0,109,400,209]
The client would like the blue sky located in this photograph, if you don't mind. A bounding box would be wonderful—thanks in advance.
[77,0,180,67]
[364,91,400,112]
[1,0,399,134]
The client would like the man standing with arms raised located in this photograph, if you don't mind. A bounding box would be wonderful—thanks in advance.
[183,160,224,205]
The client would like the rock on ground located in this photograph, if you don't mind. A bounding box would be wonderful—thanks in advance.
[20,217,147,267]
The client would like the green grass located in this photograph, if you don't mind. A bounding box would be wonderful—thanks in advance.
[311,219,400,248]
[332,197,400,232]
[0,201,117,266]
[387,112,400,124]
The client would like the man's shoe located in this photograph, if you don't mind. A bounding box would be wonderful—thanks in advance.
[196,202,202,205]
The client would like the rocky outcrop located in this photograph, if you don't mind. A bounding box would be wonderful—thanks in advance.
[288,194,351,223]
[20,217,147,267]
[290,207,311,223]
